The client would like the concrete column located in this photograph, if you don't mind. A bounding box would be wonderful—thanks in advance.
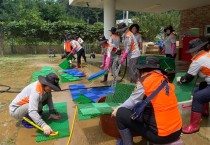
[104,0,116,39]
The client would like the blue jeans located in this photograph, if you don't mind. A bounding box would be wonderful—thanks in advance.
[192,82,210,112]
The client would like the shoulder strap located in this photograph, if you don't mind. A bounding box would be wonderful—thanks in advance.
[144,80,168,103]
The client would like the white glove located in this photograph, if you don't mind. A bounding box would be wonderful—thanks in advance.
[176,77,181,84]
[111,106,121,117]
[43,124,53,135]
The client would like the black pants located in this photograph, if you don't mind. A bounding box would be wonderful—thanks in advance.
[166,54,176,59]
[77,48,86,64]
[116,107,181,144]
[192,82,210,112]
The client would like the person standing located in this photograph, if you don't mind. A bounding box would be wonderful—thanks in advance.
[116,22,140,83]
[98,36,119,82]
[129,24,143,52]
[109,27,121,76]
[163,26,176,58]
[67,35,87,68]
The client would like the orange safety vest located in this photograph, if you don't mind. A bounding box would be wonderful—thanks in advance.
[64,41,71,52]
[106,42,118,52]
[126,31,136,51]
[139,71,182,136]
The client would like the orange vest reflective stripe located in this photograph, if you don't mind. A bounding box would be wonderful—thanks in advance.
[64,41,71,52]
[126,31,136,51]
[140,71,182,136]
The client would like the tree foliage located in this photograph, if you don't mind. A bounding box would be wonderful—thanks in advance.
[133,11,180,41]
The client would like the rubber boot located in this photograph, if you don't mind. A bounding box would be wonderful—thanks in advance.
[100,74,108,83]
[182,111,202,134]
[117,128,133,145]
[202,103,209,117]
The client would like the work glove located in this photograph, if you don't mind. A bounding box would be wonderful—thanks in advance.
[111,106,121,117]
[104,57,111,71]
[48,109,62,120]
[120,52,128,64]
[176,76,182,84]
[43,124,53,135]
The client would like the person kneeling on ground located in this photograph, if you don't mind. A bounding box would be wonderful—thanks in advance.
[177,38,210,134]
[9,73,62,135]
[112,56,182,145]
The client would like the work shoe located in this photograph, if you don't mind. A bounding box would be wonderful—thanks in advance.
[21,120,34,128]
[182,111,202,134]
[100,74,108,83]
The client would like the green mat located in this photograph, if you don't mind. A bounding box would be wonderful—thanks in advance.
[173,72,197,102]
[60,73,81,82]
[73,93,93,104]
[36,102,70,142]
[58,59,71,69]
[105,83,136,103]
[32,66,57,82]
[77,102,121,120]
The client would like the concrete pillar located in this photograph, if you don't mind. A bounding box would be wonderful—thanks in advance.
[104,0,116,39]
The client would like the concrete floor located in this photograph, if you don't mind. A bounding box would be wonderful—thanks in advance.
[4,54,210,145]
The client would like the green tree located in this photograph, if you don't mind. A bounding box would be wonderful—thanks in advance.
[133,11,180,41]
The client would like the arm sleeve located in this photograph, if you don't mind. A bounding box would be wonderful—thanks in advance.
[107,45,113,58]
[47,92,54,111]
[120,82,145,110]
[28,93,46,127]
[187,61,201,76]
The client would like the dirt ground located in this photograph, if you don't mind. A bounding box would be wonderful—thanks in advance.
[0,54,210,145]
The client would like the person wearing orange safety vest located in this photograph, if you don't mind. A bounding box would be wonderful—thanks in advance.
[98,36,119,82]
[116,23,140,83]
[9,73,62,136]
[69,36,87,68]
[112,56,182,145]
[177,38,210,134]
[163,26,176,58]
[129,24,143,52]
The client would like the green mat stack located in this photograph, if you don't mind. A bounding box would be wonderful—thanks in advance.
[32,66,57,82]
[60,73,81,82]
[78,102,121,120]
[77,83,136,120]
